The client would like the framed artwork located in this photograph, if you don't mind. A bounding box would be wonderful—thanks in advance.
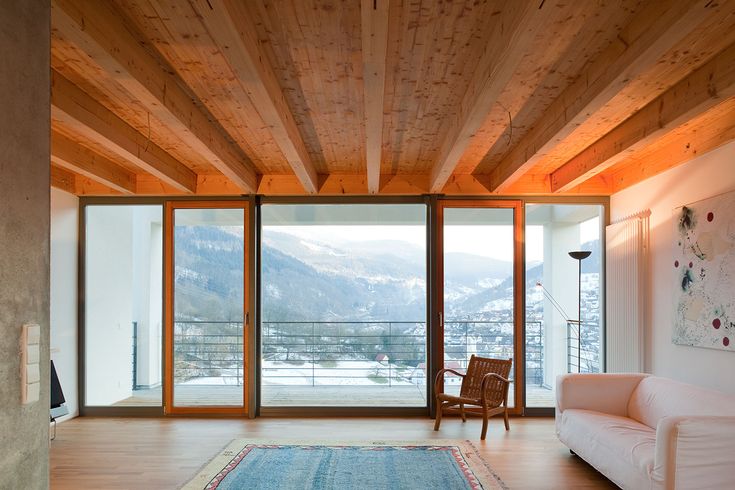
[673,189,735,352]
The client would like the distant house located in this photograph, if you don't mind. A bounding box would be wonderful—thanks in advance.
[409,361,464,384]
[375,354,390,363]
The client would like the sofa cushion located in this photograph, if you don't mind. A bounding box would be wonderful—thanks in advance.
[627,377,735,429]
[558,409,656,488]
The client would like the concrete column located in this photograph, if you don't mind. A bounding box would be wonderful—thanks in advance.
[0,1,51,487]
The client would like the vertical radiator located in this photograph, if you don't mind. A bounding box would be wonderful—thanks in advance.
[605,210,650,373]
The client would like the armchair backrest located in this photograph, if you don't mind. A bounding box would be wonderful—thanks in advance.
[460,355,512,406]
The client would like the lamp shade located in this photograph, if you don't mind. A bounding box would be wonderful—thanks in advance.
[568,250,591,260]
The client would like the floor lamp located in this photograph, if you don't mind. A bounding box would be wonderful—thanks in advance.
[569,250,591,373]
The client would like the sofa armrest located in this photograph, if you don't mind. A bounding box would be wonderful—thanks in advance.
[556,373,649,421]
[653,416,735,490]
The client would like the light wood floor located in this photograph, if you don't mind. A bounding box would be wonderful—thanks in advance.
[50,417,615,489]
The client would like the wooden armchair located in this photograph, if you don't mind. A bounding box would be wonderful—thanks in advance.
[433,355,512,440]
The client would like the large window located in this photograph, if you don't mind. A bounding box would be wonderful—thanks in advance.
[84,205,163,407]
[525,204,604,408]
[260,204,428,407]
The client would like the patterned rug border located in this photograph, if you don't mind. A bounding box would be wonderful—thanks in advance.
[182,438,507,490]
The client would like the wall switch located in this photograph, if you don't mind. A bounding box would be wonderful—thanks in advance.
[27,344,40,364]
[25,382,40,403]
[26,364,40,384]
[26,324,40,344]
[21,323,41,405]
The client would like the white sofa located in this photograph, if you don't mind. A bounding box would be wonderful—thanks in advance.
[556,373,735,489]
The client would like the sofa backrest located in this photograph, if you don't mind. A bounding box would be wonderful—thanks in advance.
[627,376,735,429]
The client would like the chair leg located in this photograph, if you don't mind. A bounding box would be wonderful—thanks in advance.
[503,407,510,431]
[459,403,466,422]
[480,406,489,440]
[433,400,443,431]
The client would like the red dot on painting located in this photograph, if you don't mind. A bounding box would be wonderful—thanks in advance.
[674,260,679,268]
[707,212,714,222]
[724,337,730,347]
[713,319,721,329]
[689,262,694,268]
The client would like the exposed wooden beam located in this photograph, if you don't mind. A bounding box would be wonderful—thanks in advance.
[608,97,735,194]
[51,131,137,194]
[184,0,318,193]
[551,43,735,192]
[489,0,723,192]
[50,163,122,195]
[361,0,390,194]
[51,70,197,193]
[50,164,77,194]
[429,0,545,193]
[52,0,258,193]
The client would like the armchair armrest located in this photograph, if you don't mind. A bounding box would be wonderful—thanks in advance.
[653,416,735,490]
[556,373,649,416]
[434,368,465,393]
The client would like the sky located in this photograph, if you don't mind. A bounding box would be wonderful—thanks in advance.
[266,224,547,262]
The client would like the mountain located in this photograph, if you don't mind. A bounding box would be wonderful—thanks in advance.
[173,226,599,327]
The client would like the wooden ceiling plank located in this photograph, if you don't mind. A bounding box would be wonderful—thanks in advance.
[186,0,318,193]
[361,0,390,194]
[489,0,721,192]
[51,130,137,194]
[52,70,197,193]
[52,0,258,193]
[551,43,735,192]
[428,0,542,193]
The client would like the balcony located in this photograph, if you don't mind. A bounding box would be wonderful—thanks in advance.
[115,320,598,408]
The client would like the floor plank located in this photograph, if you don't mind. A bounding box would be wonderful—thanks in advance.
[50,416,615,489]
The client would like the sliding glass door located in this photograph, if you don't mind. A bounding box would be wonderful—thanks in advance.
[164,202,249,414]
[437,201,523,412]
[260,203,428,408]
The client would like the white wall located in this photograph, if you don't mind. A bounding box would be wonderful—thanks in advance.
[50,188,79,420]
[610,140,735,394]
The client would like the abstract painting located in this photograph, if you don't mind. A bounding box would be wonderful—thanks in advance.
[673,190,735,352]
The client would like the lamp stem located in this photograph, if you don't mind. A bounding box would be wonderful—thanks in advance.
[578,258,582,373]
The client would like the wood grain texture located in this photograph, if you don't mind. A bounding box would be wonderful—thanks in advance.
[47,0,735,196]
[487,0,731,191]
[53,0,259,192]
[361,0,390,194]
[551,42,735,192]
[187,0,319,193]
[51,70,197,193]
[51,131,137,194]
[50,417,616,489]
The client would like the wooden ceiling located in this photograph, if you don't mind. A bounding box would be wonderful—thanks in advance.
[50,0,735,197]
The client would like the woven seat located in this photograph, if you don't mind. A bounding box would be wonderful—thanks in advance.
[433,355,512,440]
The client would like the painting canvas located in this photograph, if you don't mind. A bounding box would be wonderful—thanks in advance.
[673,190,735,352]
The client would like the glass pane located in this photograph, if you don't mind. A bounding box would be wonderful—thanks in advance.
[261,204,427,407]
[173,208,244,407]
[442,207,515,407]
[85,205,163,407]
[525,204,604,407]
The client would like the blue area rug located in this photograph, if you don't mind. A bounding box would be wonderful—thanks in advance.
[184,440,506,489]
